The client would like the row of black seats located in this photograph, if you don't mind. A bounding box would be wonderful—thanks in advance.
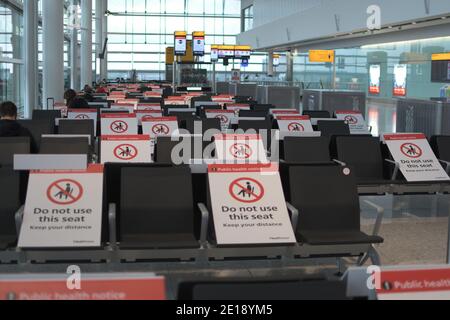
[0,163,382,252]
[283,135,450,187]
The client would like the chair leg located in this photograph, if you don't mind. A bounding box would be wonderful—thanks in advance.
[357,253,368,266]
[335,257,344,276]
[368,246,381,266]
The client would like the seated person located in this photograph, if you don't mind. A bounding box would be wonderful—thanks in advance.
[64,89,77,107]
[0,101,38,152]
[68,97,90,109]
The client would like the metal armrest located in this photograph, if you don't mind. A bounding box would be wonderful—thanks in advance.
[286,202,299,231]
[197,203,209,245]
[385,159,399,180]
[108,203,117,246]
[438,159,450,174]
[363,200,384,237]
[14,205,25,235]
[333,159,346,166]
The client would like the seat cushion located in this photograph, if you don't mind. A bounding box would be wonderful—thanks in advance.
[120,233,199,249]
[297,230,383,246]
[0,236,17,250]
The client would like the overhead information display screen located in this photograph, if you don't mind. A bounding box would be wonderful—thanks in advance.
[211,45,219,62]
[174,31,187,56]
[431,53,450,83]
[192,31,205,56]
[218,45,235,59]
[234,45,252,59]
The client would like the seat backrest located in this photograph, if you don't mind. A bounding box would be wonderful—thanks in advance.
[303,110,331,119]
[58,119,95,139]
[185,118,221,135]
[154,137,179,164]
[287,165,361,234]
[178,278,348,300]
[39,137,90,155]
[0,137,30,167]
[317,120,350,137]
[0,167,21,239]
[283,137,331,163]
[17,120,54,150]
[120,166,194,236]
[334,136,384,180]
[237,119,272,132]
[32,110,62,121]
[239,110,268,118]
[430,136,450,162]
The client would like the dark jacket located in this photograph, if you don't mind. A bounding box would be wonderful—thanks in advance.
[0,120,38,152]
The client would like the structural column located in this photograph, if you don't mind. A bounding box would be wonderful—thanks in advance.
[286,51,294,83]
[70,0,80,91]
[267,52,274,77]
[100,0,108,81]
[43,0,64,108]
[24,0,39,116]
[81,0,93,88]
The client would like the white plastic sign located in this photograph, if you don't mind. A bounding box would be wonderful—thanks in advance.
[384,133,449,182]
[67,109,98,133]
[100,135,153,163]
[18,165,104,248]
[208,163,296,245]
[101,114,138,136]
[142,117,179,138]
[135,110,163,125]
[111,104,135,113]
[226,104,251,115]
[336,110,370,135]
[214,134,269,163]
[277,116,314,133]
[205,110,236,131]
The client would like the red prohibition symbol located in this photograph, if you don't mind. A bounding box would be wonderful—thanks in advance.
[400,142,423,159]
[110,120,128,134]
[344,115,358,125]
[47,179,83,205]
[152,123,170,135]
[230,143,253,159]
[229,177,265,203]
[215,114,229,124]
[288,122,305,132]
[114,144,138,160]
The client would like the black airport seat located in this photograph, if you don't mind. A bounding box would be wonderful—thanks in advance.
[178,278,348,300]
[317,120,350,138]
[196,105,222,118]
[139,97,163,104]
[119,166,199,249]
[237,119,273,132]
[430,135,450,167]
[332,136,391,183]
[17,119,55,151]
[284,165,383,246]
[303,110,331,119]
[39,137,90,155]
[283,136,332,164]
[185,118,222,135]
[162,105,190,115]
[0,137,31,167]
[190,96,212,109]
[58,119,95,140]
[155,136,210,163]
[252,104,273,113]
[0,168,21,249]
[32,109,62,122]
[239,110,268,118]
